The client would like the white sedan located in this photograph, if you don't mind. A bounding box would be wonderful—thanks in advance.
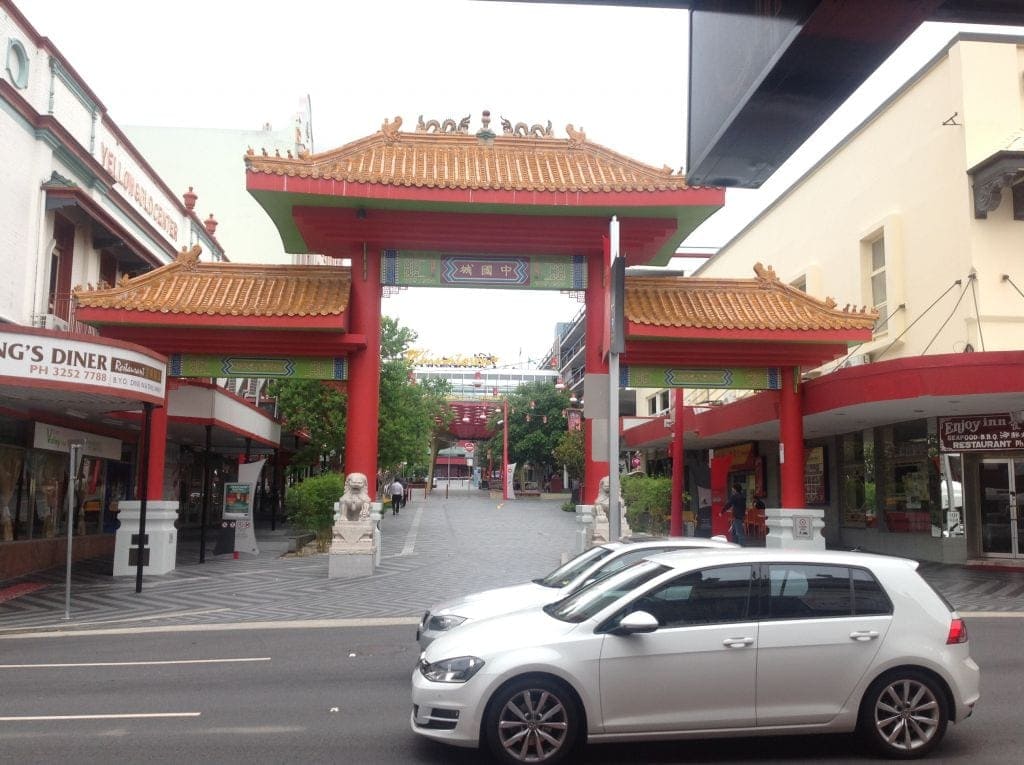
[416,536,737,647]
[411,548,980,763]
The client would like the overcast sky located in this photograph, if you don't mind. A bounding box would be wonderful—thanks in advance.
[14,1,1023,366]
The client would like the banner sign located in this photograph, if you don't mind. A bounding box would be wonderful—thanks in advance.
[222,482,252,518]
[621,365,781,390]
[505,462,517,501]
[382,250,587,290]
[1,329,165,399]
[938,414,1024,452]
[169,355,347,380]
[567,409,583,432]
[33,423,122,460]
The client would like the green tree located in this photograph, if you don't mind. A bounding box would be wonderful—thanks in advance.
[482,381,571,485]
[553,429,585,483]
[378,317,451,480]
[269,379,347,472]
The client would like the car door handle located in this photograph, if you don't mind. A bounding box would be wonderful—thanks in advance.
[722,637,754,648]
[850,630,879,641]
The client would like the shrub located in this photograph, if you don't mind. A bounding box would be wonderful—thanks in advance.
[620,474,673,535]
[285,472,345,552]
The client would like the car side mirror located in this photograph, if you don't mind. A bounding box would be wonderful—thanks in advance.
[611,610,659,635]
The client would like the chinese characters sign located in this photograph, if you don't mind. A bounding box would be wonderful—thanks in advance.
[621,365,782,390]
[938,414,1024,452]
[382,250,587,290]
[169,355,348,380]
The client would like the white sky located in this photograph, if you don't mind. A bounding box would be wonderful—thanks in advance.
[14,1,1024,366]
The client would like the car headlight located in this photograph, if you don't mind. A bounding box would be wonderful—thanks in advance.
[419,656,485,683]
[427,614,467,632]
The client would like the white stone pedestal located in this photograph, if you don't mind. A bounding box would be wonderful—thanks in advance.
[328,518,377,579]
[575,505,595,553]
[764,508,826,550]
[113,501,179,576]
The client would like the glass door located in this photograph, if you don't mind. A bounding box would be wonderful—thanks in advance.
[979,460,1024,558]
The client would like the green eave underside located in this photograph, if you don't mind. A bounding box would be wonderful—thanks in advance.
[248,190,720,267]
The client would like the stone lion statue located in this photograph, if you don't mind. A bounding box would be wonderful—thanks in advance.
[594,476,630,536]
[338,472,372,521]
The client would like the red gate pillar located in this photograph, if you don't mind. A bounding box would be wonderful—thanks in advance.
[145,388,170,500]
[345,247,382,500]
[779,366,805,508]
[583,245,609,504]
[670,387,685,536]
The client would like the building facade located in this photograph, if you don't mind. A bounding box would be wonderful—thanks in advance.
[689,33,1024,564]
[1,2,284,578]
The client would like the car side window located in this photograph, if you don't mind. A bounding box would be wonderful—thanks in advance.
[627,565,753,627]
[851,567,893,615]
[591,547,675,581]
[766,564,851,619]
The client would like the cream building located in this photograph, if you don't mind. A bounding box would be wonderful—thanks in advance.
[683,33,1024,564]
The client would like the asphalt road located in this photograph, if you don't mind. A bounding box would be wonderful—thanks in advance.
[0,618,1018,764]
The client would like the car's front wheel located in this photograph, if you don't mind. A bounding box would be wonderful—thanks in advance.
[483,676,582,764]
[857,669,949,759]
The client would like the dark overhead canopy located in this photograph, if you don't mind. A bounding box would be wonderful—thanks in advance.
[514,0,1024,188]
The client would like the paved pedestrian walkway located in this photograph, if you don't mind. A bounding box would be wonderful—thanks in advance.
[2,490,1023,636]
[0,491,579,635]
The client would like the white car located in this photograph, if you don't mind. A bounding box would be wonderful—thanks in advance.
[416,536,737,648]
[412,548,980,763]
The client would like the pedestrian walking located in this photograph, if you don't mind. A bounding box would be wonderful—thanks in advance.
[390,478,404,515]
[719,482,747,545]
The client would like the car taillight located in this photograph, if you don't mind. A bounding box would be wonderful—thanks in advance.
[947,617,968,644]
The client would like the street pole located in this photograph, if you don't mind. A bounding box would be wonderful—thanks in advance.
[502,399,509,501]
[64,439,84,620]
[608,215,622,540]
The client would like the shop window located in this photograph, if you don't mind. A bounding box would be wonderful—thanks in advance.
[876,421,941,534]
[659,390,670,412]
[840,430,876,528]
[647,395,658,416]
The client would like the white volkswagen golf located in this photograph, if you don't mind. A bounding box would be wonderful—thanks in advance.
[411,548,980,763]
[416,536,736,648]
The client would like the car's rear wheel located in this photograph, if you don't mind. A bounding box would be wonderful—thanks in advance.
[484,676,581,764]
[857,669,949,759]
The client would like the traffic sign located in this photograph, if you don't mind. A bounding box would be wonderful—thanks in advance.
[463,442,475,453]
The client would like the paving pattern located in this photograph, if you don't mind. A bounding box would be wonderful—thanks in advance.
[1,491,1022,635]
[0,492,579,634]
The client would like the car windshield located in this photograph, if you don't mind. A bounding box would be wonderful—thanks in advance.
[545,560,669,623]
[534,545,615,588]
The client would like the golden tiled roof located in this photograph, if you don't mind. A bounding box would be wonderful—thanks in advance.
[73,245,350,317]
[244,113,693,193]
[626,263,877,332]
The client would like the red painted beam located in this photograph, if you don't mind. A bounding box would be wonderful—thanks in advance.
[76,307,349,332]
[91,328,366,356]
[247,171,724,211]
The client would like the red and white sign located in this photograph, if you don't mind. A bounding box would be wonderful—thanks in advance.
[463,442,475,453]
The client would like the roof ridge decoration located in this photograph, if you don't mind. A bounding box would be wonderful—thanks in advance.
[624,263,877,332]
[244,111,694,193]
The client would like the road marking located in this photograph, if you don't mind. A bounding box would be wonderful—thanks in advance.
[399,508,423,556]
[0,616,421,639]
[0,712,200,722]
[0,657,271,669]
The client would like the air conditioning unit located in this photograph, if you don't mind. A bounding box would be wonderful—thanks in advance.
[42,314,69,331]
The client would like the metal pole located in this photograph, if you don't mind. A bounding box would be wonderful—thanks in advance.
[200,424,212,563]
[64,439,84,620]
[608,216,621,540]
[135,403,153,594]
[502,399,510,501]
